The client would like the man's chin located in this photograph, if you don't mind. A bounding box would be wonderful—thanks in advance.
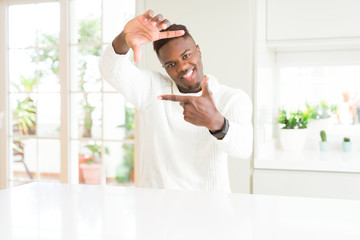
[186,82,202,92]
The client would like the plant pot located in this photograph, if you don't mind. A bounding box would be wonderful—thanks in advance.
[130,170,134,183]
[319,141,329,152]
[80,163,101,185]
[279,128,308,151]
[342,142,352,152]
[78,154,93,183]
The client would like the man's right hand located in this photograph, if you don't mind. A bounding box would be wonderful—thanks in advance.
[112,10,185,63]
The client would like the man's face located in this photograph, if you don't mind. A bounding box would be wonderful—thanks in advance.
[157,36,204,93]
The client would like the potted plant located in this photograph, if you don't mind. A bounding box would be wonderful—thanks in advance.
[79,143,109,184]
[277,108,309,151]
[319,130,329,152]
[342,137,352,152]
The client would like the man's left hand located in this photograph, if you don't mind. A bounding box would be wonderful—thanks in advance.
[158,78,224,132]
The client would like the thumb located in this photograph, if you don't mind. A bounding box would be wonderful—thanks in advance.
[133,46,142,63]
[201,77,211,97]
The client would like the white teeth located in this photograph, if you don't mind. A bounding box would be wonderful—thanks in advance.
[184,69,193,79]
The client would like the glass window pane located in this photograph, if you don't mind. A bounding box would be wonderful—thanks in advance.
[103,0,135,43]
[278,66,360,125]
[10,138,37,181]
[38,47,60,92]
[105,142,134,185]
[70,0,102,44]
[37,93,60,138]
[103,93,129,140]
[38,139,60,181]
[36,3,60,48]
[8,4,37,48]
[70,46,102,92]
[70,93,102,139]
[10,93,37,137]
[9,49,37,93]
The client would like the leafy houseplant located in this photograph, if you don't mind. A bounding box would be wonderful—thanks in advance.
[12,75,37,135]
[277,108,309,129]
[13,97,37,135]
[84,143,109,163]
[319,130,329,152]
[342,137,352,152]
[277,108,309,151]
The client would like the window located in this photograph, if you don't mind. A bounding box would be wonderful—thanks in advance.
[1,0,135,187]
[255,50,360,172]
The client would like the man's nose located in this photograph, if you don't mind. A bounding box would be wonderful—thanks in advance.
[177,61,189,72]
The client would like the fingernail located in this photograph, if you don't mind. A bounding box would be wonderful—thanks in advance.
[157,96,163,100]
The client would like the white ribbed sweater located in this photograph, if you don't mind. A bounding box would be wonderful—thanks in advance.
[100,45,253,192]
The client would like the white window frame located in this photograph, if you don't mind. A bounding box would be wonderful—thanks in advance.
[0,0,68,189]
[0,0,140,189]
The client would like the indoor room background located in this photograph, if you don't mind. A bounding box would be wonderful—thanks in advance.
[1,0,359,200]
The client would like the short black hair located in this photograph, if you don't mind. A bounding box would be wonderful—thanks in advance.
[153,24,191,55]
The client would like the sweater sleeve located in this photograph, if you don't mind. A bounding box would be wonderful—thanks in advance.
[213,91,253,159]
[99,45,153,109]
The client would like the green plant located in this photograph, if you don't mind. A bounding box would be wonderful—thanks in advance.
[77,17,101,138]
[343,137,351,142]
[84,143,109,163]
[320,130,327,142]
[277,108,309,129]
[12,75,37,135]
[116,107,135,183]
[305,101,338,120]
[34,33,59,75]
[13,98,37,135]
[12,75,37,93]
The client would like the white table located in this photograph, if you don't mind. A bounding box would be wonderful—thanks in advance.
[1,182,360,240]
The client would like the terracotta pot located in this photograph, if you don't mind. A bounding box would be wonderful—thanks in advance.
[78,154,93,183]
[80,163,101,185]
[130,170,134,182]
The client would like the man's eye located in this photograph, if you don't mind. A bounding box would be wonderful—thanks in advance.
[183,54,190,59]
[167,63,175,69]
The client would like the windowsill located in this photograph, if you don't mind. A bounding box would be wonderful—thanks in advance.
[255,140,360,173]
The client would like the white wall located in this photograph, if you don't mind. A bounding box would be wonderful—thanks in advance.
[138,0,254,193]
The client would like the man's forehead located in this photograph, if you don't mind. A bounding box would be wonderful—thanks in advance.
[158,37,196,60]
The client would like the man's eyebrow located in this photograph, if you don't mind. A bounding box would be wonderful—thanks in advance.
[163,49,191,66]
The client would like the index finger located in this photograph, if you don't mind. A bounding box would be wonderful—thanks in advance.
[158,94,191,102]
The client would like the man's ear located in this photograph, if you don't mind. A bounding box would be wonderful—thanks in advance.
[196,45,202,57]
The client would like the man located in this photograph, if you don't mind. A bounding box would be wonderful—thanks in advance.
[99,10,253,192]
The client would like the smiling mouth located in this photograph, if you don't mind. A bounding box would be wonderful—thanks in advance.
[182,69,194,81]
